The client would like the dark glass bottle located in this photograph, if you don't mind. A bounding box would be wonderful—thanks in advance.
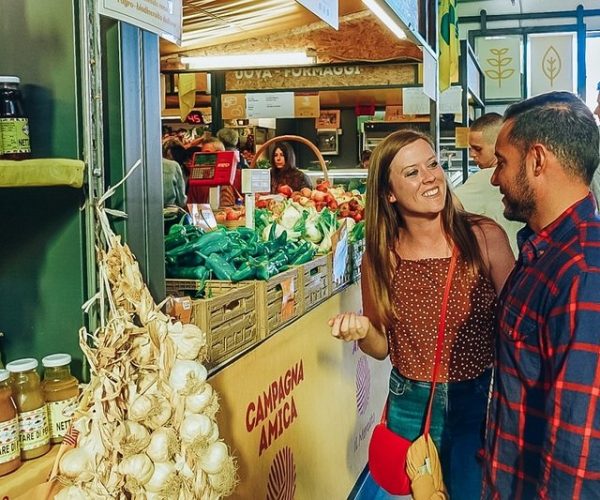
[0,76,31,160]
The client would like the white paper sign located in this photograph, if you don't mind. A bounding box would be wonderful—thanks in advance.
[423,49,437,101]
[246,93,295,119]
[402,87,430,115]
[99,0,182,44]
[295,0,338,29]
[440,86,462,114]
[242,170,271,194]
[529,33,576,96]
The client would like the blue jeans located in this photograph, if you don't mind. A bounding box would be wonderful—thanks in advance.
[387,368,491,500]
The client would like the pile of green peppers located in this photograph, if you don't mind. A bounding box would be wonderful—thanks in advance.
[165,223,316,296]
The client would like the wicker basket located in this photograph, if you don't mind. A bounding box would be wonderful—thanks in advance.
[250,134,330,183]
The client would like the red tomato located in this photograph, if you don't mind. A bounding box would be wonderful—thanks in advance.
[277,185,293,197]
[353,212,363,222]
[316,181,330,192]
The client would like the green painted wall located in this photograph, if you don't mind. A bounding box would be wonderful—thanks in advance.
[0,0,86,377]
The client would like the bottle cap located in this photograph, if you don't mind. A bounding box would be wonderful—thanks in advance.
[0,369,10,382]
[6,358,38,373]
[0,76,20,84]
[42,353,72,368]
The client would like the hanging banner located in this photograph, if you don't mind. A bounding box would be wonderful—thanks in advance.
[295,0,338,29]
[529,33,576,96]
[476,36,522,101]
[99,0,182,45]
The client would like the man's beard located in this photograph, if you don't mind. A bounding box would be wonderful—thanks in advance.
[503,162,535,223]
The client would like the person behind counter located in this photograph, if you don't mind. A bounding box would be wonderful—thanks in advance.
[270,142,312,193]
[328,129,514,499]
[161,138,187,209]
[217,127,249,169]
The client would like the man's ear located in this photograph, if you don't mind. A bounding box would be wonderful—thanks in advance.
[530,144,548,177]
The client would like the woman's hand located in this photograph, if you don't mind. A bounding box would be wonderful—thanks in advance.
[328,313,371,342]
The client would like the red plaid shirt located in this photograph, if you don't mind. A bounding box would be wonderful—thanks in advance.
[483,194,600,499]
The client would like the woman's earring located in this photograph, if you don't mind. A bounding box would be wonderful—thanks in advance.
[388,194,396,203]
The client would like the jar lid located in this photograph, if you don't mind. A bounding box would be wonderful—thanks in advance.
[0,76,20,84]
[6,358,38,372]
[0,369,10,382]
[42,353,72,368]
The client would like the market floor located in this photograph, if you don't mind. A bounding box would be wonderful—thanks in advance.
[351,472,411,500]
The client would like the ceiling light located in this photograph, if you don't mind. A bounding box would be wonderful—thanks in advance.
[361,0,407,40]
[181,51,315,70]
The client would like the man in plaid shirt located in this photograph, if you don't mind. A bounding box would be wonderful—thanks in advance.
[484,91,600,498]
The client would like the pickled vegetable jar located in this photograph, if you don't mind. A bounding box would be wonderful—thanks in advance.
[41,353,79,444]
[0,76,31,160]
[6,358,50,460]
[0,369,21,476]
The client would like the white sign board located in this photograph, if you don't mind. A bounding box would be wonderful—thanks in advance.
[99,0,182,45]
[402,87,430,115]
[242,170,271,194]
[246,92,295,119]
[440,86,463,114]
[296,0,338,29]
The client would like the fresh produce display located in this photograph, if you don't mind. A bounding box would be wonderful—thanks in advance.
[56,202,237,499]
[165,223,316,294]
[256,181,365,223]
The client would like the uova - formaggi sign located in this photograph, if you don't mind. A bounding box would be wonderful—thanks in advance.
[233,66,362,80]
[245,359,305,457]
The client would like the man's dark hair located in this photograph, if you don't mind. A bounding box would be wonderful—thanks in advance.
[504,91,599,184]
[470,112,503,144]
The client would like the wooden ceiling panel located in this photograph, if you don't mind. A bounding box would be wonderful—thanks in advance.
[162,0,366,55]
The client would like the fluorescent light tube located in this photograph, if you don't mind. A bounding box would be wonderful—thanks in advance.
[362,0,407,40]
[181,51,315,70]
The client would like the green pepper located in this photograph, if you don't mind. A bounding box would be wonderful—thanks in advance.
[177,251,204,267]
[206,253,236,281]
[253,260,270,280]
[165,232,187,251]
[231,262,256,282]
[168,265,208,281]
[200,238,230,255]
[168,223,185,236]
[266,261,280,278]
[236,227,257,240]
[270,250,289,269]
[292,247,315,265]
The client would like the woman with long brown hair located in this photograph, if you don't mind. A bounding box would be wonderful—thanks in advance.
[330,130,514,498]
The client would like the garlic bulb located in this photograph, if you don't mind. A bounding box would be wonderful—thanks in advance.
[167,322,207,360]
[185,383,214,414]
[59,448,94,482]
[198,441,229,475]
[147,427,178,463]
[180,413,214,447]
[145,461,181,495]
[114,420,150,456]
[54,485,89,500]
[131,335,154,365]
[129,393,172,429]
[119,453,154,486]
[129,394,153,421]
[169,359,207,395]
[207,454,237,497]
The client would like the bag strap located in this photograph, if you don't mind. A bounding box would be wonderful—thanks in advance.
[422,248,458,436]
[379,248,458,429]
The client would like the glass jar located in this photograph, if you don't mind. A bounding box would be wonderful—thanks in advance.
[0,369,21,476]
[0,76,31,160]
[41,354,79,444]
[6,358,50,460]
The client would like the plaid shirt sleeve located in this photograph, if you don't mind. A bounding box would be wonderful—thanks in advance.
[539,270,600,498]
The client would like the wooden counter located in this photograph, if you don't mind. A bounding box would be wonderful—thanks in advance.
[1,446,58,499]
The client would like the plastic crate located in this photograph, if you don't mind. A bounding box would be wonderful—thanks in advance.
[166,279,204,297]
[296,255,331,312]
[190,282,258,369]
[207,267,302,339]
[350,239,366,282]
